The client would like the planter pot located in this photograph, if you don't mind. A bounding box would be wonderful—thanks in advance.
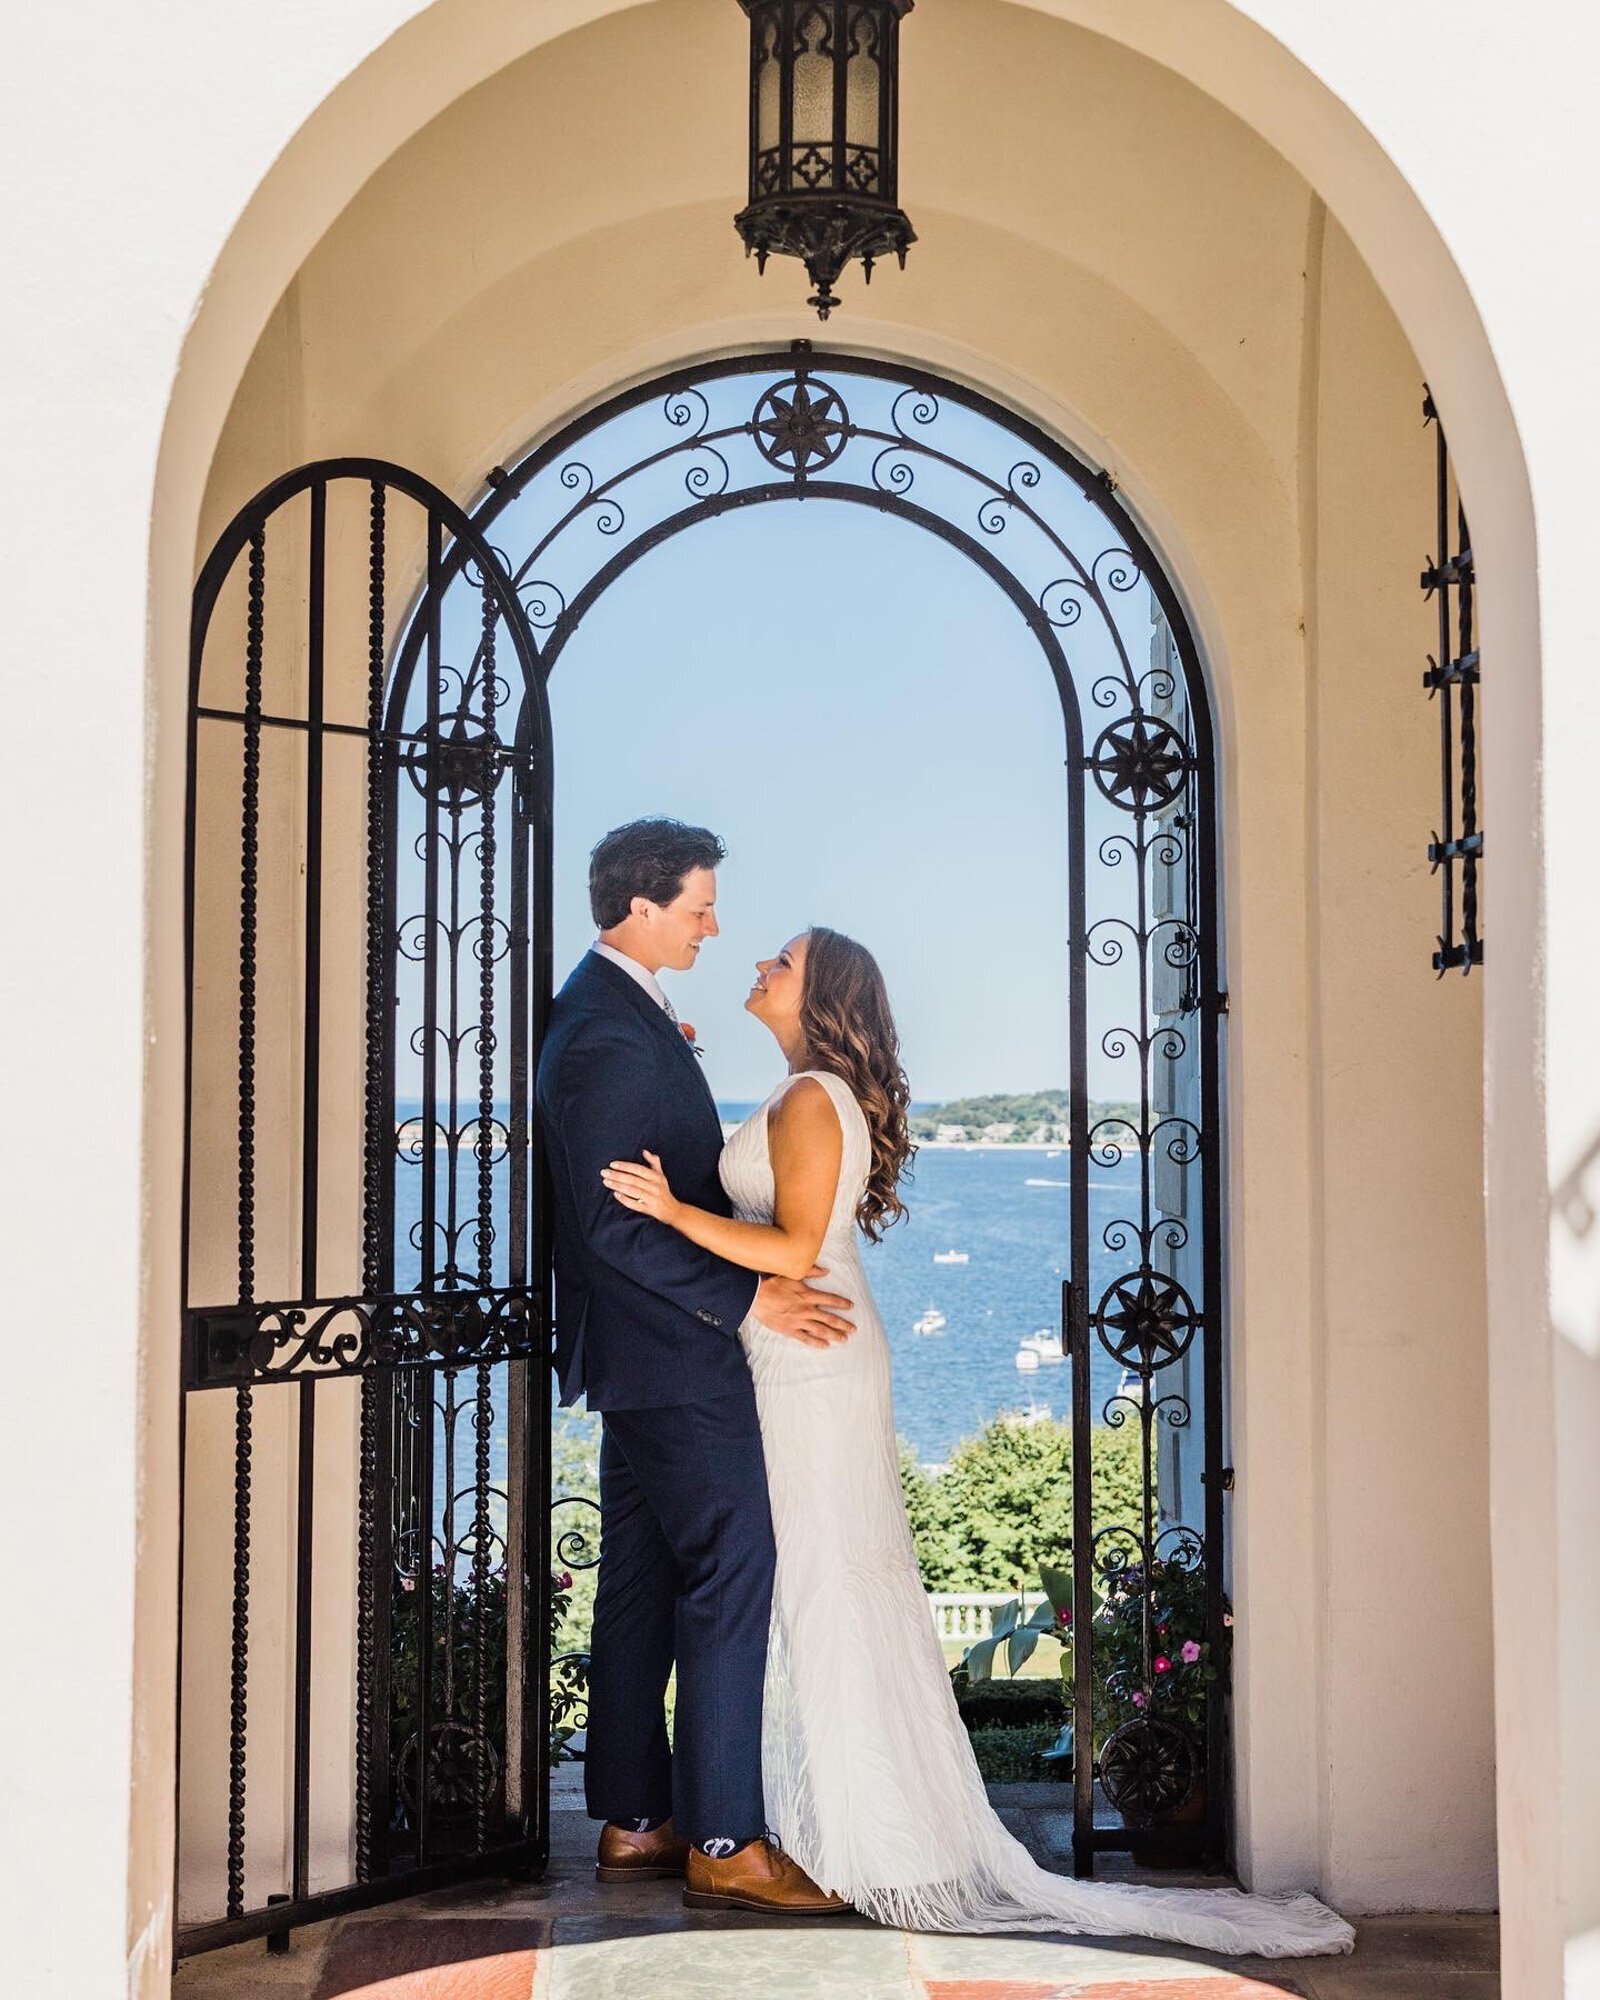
[1126,1775,1207,1868]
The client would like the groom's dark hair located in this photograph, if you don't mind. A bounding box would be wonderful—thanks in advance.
[589,818,726,928]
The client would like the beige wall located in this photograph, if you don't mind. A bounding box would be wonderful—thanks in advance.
[184,0,1492,1920]
[1301,209,1494,1906]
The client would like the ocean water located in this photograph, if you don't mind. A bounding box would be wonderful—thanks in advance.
[851,1141,1130,1463]
[396,1100,1163,1466]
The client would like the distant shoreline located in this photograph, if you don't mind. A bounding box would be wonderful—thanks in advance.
[718,1127,1072,1154]
[909,1139,1069,1153]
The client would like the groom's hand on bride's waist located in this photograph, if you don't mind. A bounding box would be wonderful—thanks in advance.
[753,1268,852,1348]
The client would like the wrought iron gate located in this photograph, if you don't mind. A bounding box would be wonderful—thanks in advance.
[179,462,552,1952]
[177,354,1227,1951]
[463,347,1229,1876]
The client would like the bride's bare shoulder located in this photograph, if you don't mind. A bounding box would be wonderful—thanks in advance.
[767,1074,841,1138]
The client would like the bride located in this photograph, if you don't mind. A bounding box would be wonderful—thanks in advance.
[600,926,1353,1959]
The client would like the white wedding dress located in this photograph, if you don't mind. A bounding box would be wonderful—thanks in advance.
[720,1069,1354,1958]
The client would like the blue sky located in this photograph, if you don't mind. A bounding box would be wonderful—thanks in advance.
[548,498,1077,1103]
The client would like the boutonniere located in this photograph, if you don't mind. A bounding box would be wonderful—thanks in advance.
[679,1020,705,1059]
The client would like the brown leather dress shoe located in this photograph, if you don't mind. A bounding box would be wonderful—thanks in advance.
[596,1818,691,1882]
[683,1837,850,1915]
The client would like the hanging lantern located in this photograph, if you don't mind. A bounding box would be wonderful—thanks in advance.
[734,0,916,321]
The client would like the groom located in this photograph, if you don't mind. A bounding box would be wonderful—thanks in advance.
[536,817,852,1913]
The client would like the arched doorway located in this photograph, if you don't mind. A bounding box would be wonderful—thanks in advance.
[459,346,1229,1880]
[177,347,1226,1952]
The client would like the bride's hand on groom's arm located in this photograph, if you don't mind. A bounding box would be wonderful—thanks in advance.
[601,1150,682,1225]
[600,1149,852,1348]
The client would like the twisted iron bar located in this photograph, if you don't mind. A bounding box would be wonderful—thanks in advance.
[472,580,498,1848]
[354,481,387,1881]
[226,526,265,1920]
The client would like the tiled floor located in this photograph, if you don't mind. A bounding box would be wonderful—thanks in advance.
[172,1781,1498,1999]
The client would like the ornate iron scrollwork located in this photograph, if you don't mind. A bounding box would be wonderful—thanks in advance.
[751,373,851,475]
[1095,1268,1200,1373]
[1099,1715,1201,1822]
[185,1287,545,1387]
[1089,709,1192,813]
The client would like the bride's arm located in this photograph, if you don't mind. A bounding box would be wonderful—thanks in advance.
[601,1077,843,1282]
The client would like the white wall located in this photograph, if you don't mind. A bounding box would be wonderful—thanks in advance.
[1,3,1593,1996]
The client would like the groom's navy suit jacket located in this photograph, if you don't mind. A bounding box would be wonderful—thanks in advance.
[536,951,760,1410]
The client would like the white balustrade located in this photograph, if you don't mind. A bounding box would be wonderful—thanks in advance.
[927,1592,1047,1645]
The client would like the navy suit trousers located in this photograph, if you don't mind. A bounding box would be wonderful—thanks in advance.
[583,1385,776,1849]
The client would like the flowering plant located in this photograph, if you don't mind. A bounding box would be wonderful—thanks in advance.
[1093,1553,1226,1740]
[678,1019,704,1058]
[959,1551,1229,1757]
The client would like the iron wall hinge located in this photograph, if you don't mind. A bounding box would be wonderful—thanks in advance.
[1215,990,1229,1015]
[1201,1466,1236,1490]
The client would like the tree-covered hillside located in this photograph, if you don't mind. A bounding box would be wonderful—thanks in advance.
[909,1091,1140,1141]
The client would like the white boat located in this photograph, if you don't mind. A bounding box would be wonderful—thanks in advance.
[912,1306,947,1337]
[1014,1347,1041,1372]
[1024,1176,1070,1188]
[1016,1328,1064,1365]
[933,1249,969,1264]
[1114,1366,1145,1402]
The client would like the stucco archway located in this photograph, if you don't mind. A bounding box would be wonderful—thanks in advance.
[129,4,1553,1994]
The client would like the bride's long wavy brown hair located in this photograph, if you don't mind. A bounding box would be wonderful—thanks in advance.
[799,927,916,1241]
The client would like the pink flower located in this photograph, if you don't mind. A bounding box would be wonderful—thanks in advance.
[1055,1607,1072,1629]
[1181,1640,1201,1664]
[1157,1622,1170,1637]
[1222,1612,1234,1628]
[1132,1691,1147,1709]
[400,1577,416,1593]
[1153,1654,1172,1674]
[558,1571,573,1591]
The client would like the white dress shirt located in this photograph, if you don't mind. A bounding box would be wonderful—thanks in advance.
[591,939,675,1018]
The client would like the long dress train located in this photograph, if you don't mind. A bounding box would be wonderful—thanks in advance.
[720,1071,1353,1959]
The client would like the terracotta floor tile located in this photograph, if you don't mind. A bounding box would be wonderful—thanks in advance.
[922,1981,1301,2000]
[313,1918,545,2000]
[920,1982,1067,2000]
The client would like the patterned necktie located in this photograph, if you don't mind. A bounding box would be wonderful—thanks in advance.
[658,992,679,1027]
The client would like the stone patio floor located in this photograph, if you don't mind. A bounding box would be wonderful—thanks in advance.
[172,1777,1499,1999]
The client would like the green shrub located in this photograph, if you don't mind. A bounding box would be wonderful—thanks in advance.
[950,1666,1067,1732]
[899,1415,1143,1592]
[965,1725,1066,1785]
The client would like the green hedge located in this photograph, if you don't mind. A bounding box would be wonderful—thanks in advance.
[965,1725,1068,1785]
[951,1669,1067,1731]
